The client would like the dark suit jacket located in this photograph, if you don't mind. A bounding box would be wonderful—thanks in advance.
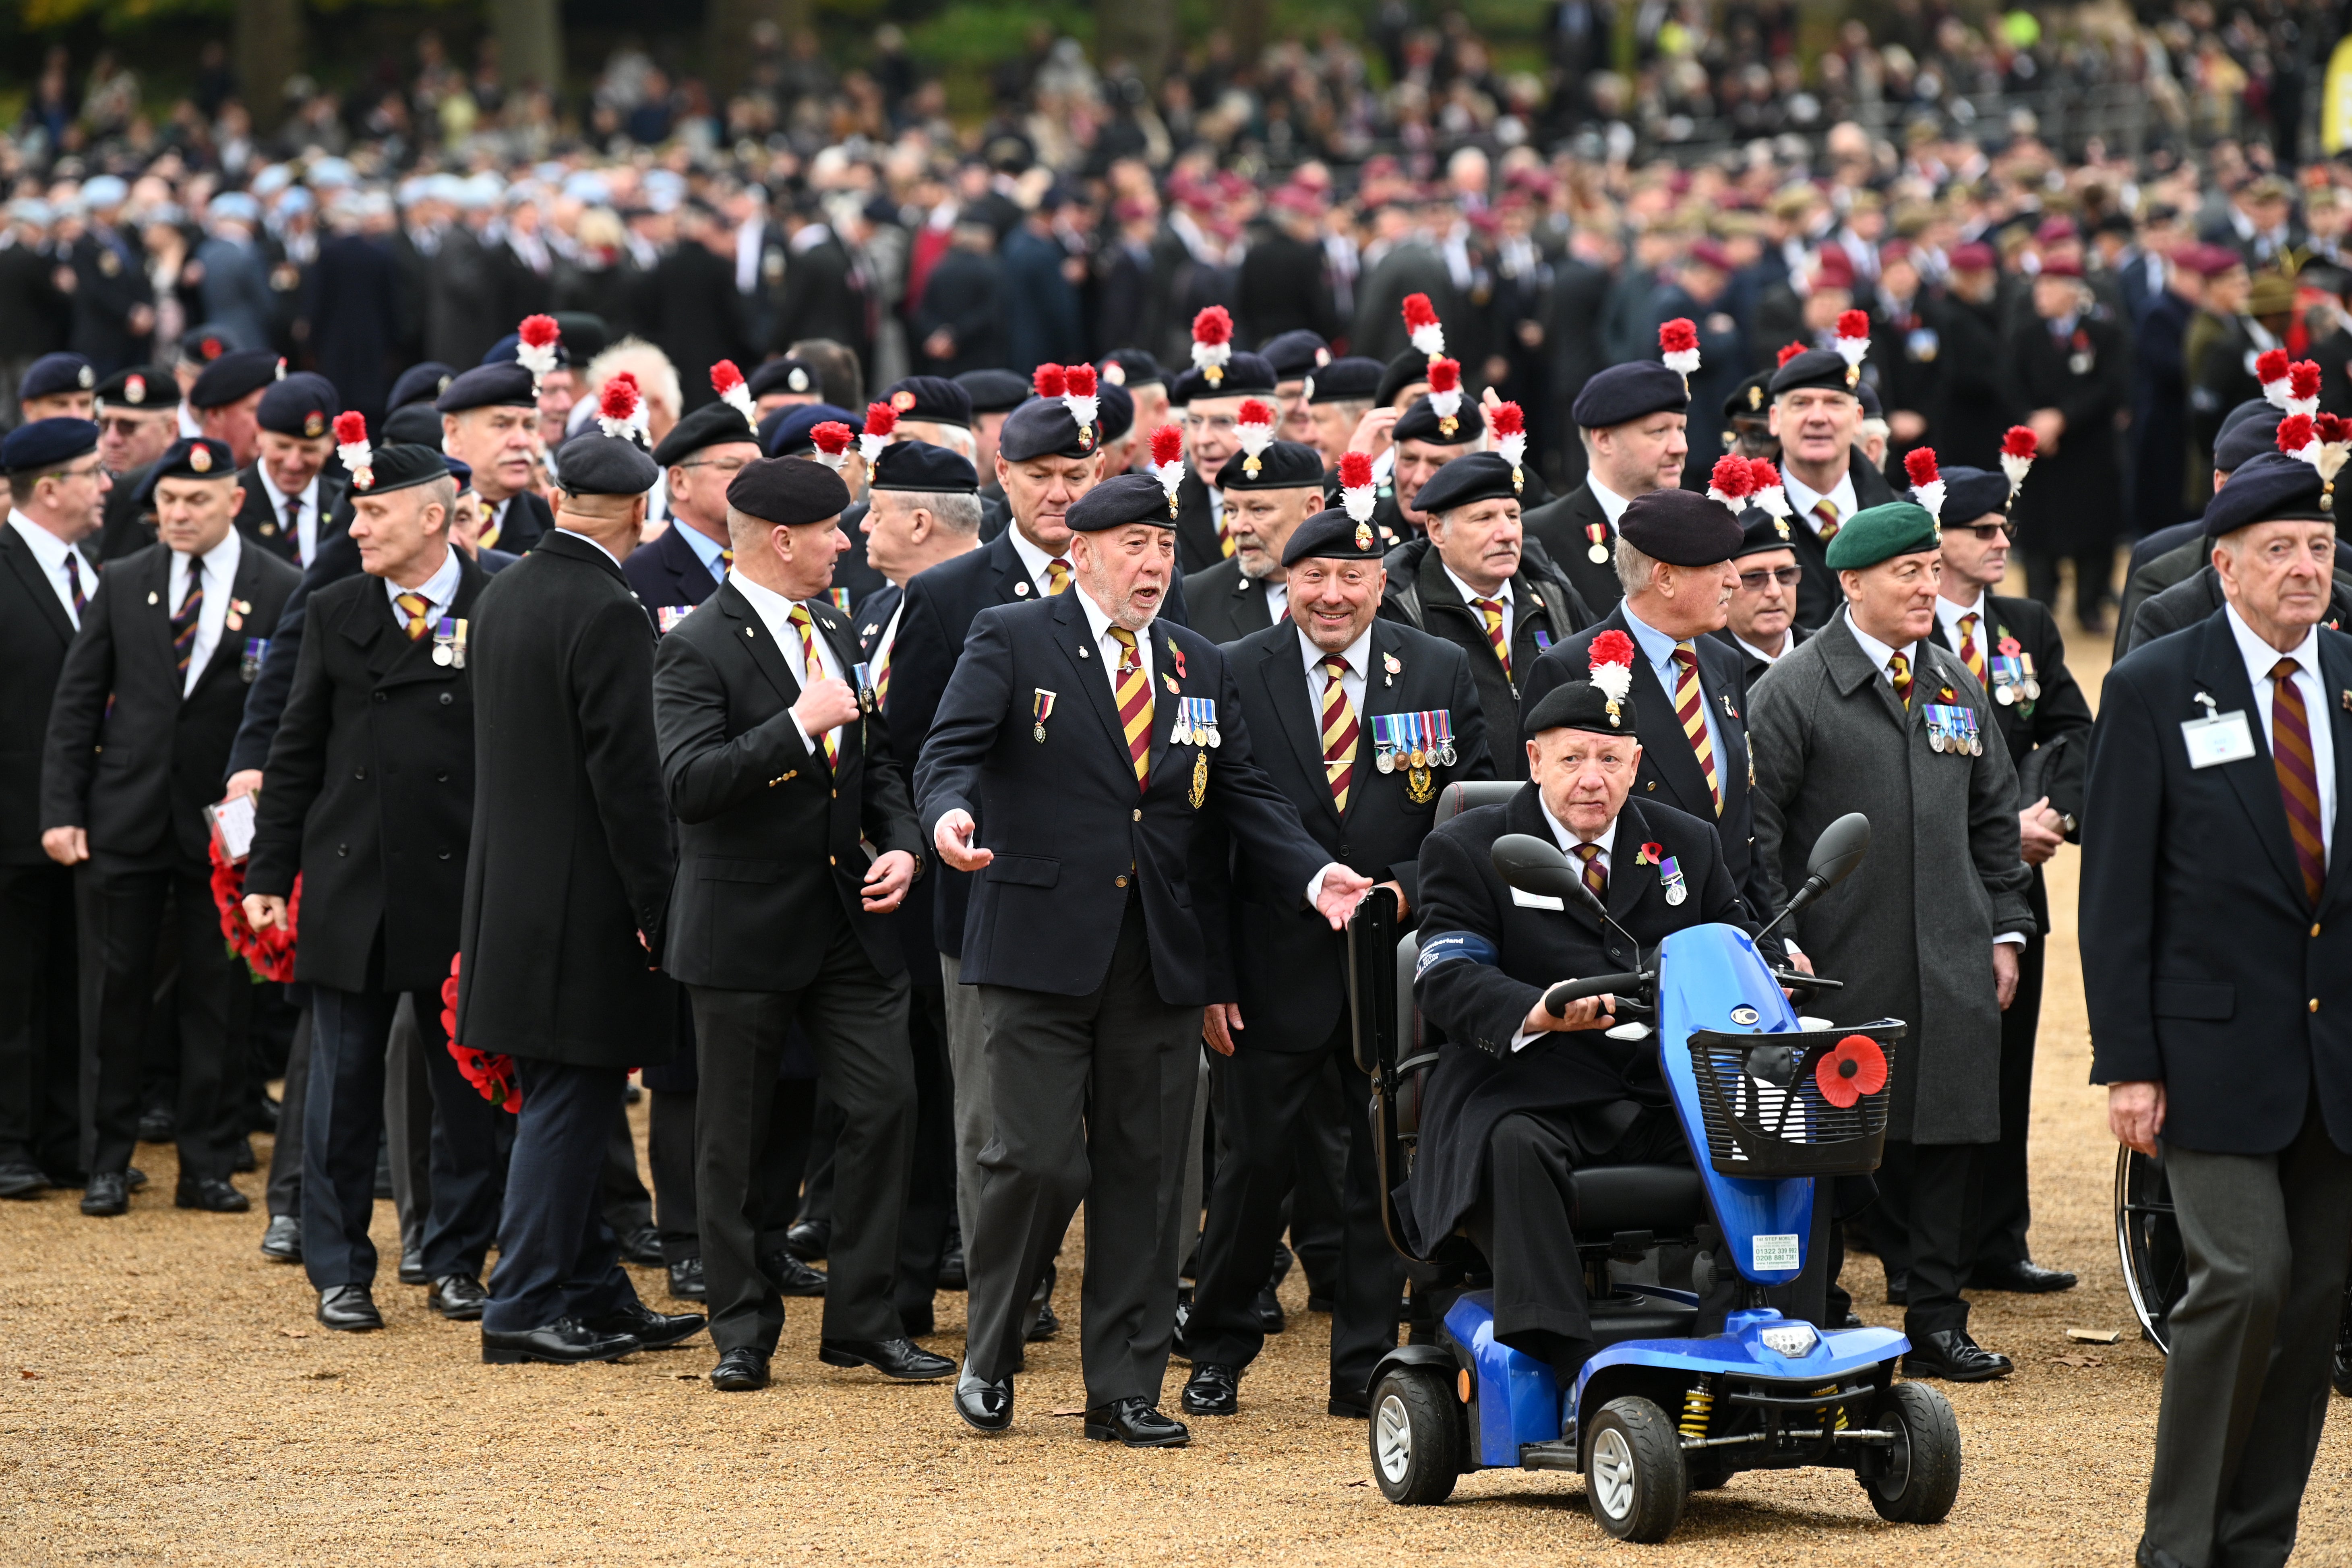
[2083,611,2352,1154]
[1174,469,1227,579]
[914,591,1326,1005]
[652,581,923,991]
[232,466,349,567]
[455,532,676,1065]
[482,488,551,555]
[623,520,724,614]
[770,233,868,363]
[0,525,91,864]
[41,540,300,867]
[1183,556,1282,647]
[636,246,753,409]
[97,460,159,563]
[1778,450,1897,631]
[246,552,488,991]
[1709,623,1810,688]
[1219,618,1492,1049]
[1518,482,1627,618]
[1235,233,1340,348]
[1930,594,2092,831]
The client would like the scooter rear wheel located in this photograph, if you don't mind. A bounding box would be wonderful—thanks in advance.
[1863,1382,1963,1523]
[1583,1396,1688,1543]
[1369,1367,1463,1505]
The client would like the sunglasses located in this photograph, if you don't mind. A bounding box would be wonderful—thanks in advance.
[1960,522,2018,542]
[1737,566,1803,590]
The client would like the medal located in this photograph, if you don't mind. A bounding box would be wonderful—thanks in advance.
[1665,882,1687,906]
[1589,543,1609,563]
[1189,747,1208,809]
[1376,748,1396,774]
[1657,851,1688,906]
[1405,765,1434,804]
[853,662,875,712]
[432,616,459,666]
[1586,521,1609,564]
[240,637,267,685]
[1994,684,2014,705]
[1032,687,1057,743]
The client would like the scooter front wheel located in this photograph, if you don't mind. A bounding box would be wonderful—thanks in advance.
[1862,1381,1963,1523]
[1369,1367,1463,1505]
[1583,1396,1688,1543]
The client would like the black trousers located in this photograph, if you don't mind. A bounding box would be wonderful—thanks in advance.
[893,980,957,1323]
[0,862,81,1175]
[482,1057,640,1333]
[77,859,249,1183]
[1854,1138,1979,1336]
[968,894,1200,1406]
[265,1006,311,1219]
[303,982,507,1290]
[1969,869,2048,1270]
[689,921,914,1355]
[1186,1022,1404,1404]
[648,1083,812,1265]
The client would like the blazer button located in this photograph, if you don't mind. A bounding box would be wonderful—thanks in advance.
[336,844,348,857]
[353,766,366,780]
[438,849,451,861]
[1132,809,1141,822]
[439,692,453,706]
[2313,999,2322,1014]
[2313,923,2323,938]
[372,691,387,703]
[828,855,837,866]
[436,771,449,783]
[1115,874,1129,888]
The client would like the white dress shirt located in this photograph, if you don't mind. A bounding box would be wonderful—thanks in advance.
[1006,524,1074,599]
[1073,583,1156,704]
[1298,622,1371,718]
[254,466,321,567]
[1586,473,1634,531]
[1508,798,1620,1052]
[1781,465,1860,540]
[381,543,462,630]
[732,572,848,753]
[8,510,89,629]
[1934,588,1991,660]
[1734,633,1788,668]
[2227,603,2337,857]
[1444,565,1514,648]
[168,527,244,697]
[1262,577,1289,625]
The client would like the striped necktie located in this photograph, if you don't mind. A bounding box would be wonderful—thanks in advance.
[1109,626,1152,792]
[1672,641,1724,815]
[1320,653,1359,813]
[788,603,839,770]
[1812,499,1841,542]
[395,591,432,641]
[1045,558,1072,595]
[1213,494,1235,558]
[1471,596,1510,679]
[282,492,302,554]
[64,553,85,618]
[1572,842,1607,901]
[874,636,893,710]
[1957,612,1986,685]
[2271,657,2327,905]
[1887,651,1913,710]
[170,560,204,676]
[719,546,734,574]
[478,501,502,551]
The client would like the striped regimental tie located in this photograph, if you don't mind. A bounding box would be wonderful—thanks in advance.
[1471,597,1510,680]
[1320,652,1359,813]
[170,561,204,676]
[787,603,840,770]
[1812,499,1841,542]
[1046,558,1072,595]
[2271,657,2328,905]
[1672,641,1723,815]
[395,591,432,641]
[1572,842,1607,901]
[1110,627,1152,792]
[1957,612,1986,685]
[1887,651,1913,710]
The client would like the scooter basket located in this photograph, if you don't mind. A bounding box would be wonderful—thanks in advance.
[1682,1023,1905,1178]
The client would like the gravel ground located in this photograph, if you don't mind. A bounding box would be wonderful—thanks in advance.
[8,618,2350,1566]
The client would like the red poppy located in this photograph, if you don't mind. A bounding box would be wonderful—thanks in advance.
[1638,841,1664,866]
[1815,1034,1887,1109]
[1996,635,2022,657]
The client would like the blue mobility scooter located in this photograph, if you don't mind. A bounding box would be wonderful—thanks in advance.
[1350,787,1961,1543]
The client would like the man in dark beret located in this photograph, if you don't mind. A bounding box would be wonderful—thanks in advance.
[39,436,301,1218]
[1386,395,1486,539]
[1374,349,1431,414]
[1766,348,1898,632]
[387,362,456,414]
[1305,356,1385,471]
[747,357,823,413]
[1169,351,1280,575]
[1257,329,1331,445]
[918,470,1372,1446]
[2114,400,2294,655]
[1721,367,1780,466]
[238,372,348,567]
[189,349,282,471]
[1520,361,1693,619]
[762,401,859,461]
[18,352,95,423]
[1711,505,1808,685]
[877,375,975,452]
[636,400,765,616]
[95,364,179,488]
[956,368,1030,496]
[436,362,550,554]
[652,452,946,1392]
[2122,451,2352,655]
[1184,439,1328,645]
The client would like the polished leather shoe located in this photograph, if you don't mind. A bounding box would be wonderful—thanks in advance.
[1969,1258,2078,1293]
[136,1107,175,1142]
[1084,1397,1189,1448]
[80,1173,128,1216]
[617,1225,666,1268]
[583,1301,707,1350]
[175,1177,250,1213]
[710,1347,770,1391]
[428,1275,490,1320]
[0,1160,47,1198]
[761,1249,828,1297]
[124,1166,147,1191]
[667,1258,707,1301]
[1026,1297,1061,1342]
[1253,1282,1287,1335]
[1903,1328,2015,1382]
[317,1285,383,1332]
[398,1247,428,1286]
[1833,1311,1865,1330]
[820,1337,955,1380]
[259,1214,302,1262]
[481,1318,640,1365]
[1884,1269,1910,1305]
[954,1365,1013,1431]
[785,1218,830,1261]
[229,1136,257,1174]
[1181,1363,1239,1416]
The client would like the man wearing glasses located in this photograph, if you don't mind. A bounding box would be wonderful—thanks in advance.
[1715,507,1807,685]
[632,400,764,616]
[93,364,180,561]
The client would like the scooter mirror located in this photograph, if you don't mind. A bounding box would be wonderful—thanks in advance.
[1804,812,1871,889]
[1490,833,1589,905]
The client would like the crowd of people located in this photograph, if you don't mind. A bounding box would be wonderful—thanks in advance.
[0,9,2348,1564]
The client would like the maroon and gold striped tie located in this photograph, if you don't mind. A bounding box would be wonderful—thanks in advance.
[2272,657,2327,905]
[1471,596,1510,679]
[1110,627,1152,792]
[395,591,432,641]
[1572,842,1607,901]
[1672,641,1723,815]
[1320,653,1359,813]
[1888,651,1913,710]
[1957,612,1986,685]
[788,604,840,770]
[1812,499,1841,541]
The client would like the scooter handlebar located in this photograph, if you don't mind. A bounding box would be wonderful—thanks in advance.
[1543,971,1649,1018]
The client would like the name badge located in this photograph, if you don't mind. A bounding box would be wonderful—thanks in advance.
[2182,710,2257,769]
[1509,886,1565,911]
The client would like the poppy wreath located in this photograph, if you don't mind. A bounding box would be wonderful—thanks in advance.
[208,840,299,983]
[440,951,521,1113]
[1814,1034,1888,1109]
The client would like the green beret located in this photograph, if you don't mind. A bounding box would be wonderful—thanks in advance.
[1823,501,1940,570]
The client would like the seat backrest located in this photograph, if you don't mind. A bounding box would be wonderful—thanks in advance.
[1434,778,1520,828]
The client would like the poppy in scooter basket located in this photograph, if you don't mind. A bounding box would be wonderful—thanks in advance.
[1815,1034,1887,1108]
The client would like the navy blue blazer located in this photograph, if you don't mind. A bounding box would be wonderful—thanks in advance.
[624,520,724,615]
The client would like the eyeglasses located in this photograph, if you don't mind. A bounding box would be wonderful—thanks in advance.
[1183,414,1237,435]
[1960,522,2018,542]
[1737,566,1803,590]
[679,457,750,474]
[52,461,106,484]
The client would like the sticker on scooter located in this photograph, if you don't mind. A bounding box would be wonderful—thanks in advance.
[1752,1232,1801,1271]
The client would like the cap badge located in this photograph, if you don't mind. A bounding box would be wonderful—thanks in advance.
[1774,517,1790,540]
[1355,522,1373,550]
[1845,364,1861,389]
[303,411,325,438]
[1748,385,1763,410]
[188,444,213,474]
[1078,426,1095,452]
[76,365,93,389]
[124,374,145,404]
[788,368,810,391]
[891,390,916,412]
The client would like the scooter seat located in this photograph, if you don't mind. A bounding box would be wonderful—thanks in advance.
[1570,1164,1707,1236]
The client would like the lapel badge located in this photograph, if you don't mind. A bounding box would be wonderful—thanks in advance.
[1382,651,1401,675]
[1163,672,1181,697]
[1015,580,1031,596]
[147,590,159,605]
[1169,641,1187,679]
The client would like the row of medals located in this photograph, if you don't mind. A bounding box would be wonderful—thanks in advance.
[1991,674,2041,706]
[1374,741,1457,774]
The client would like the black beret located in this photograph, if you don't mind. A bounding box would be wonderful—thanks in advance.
[21,352,94,400]
[1930,464,2013,525]
[1375,350,1430,409]
[96,365,174,409]
[1220,439,1325,491]
[879,375,972,428]
[388,362,456,411]
[552,432,659,498]
[553,312,610,361]
[1856,381,1884,421]
[444,456,474,492]
[1411,452,1521,515]
[2214,404,2284,472]
[1525,680,1636,737]
[1619,487,1744,565]
[1066,471,1175,532]
[1281,506,1388,566]
[1722,367,1775,421]
[652,399,763,468]
[727,455,851,525]
[347,442,453,497]
[1098,349,1165,390]
[1096,380,1135,444]
[188,350,282,410]
[956,368,1031,414]
[747,357,821,399]
[1169,352,1277,406]
[435,362,538,414]
[1258,330,1329,381]
[1392,395,1481,448]
[2,416,98,474]
[1769,348,1864,398]
[870,439,979,494]
[998,397,1098,463]
[1733,505,1800,558]
[762,402,858,457]
[179,323,241,365]
[2204,449,2334,537]
[258,372,341,439]
[383,403,445,447]
[1570,361,1689,430]
[1309,356,1384,404]
[134,437,237,500]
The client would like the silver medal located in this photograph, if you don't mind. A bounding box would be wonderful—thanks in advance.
[432,645,453,666]
[1930,730,1945,753]
[1207,726,1221,749]
[1994,684,2014,705]
[2025,679,2041,699]
[1440,743,1457,767]
[1376,749,1396,774]
[1665,883,1687,906]
[1588,543,1610,564]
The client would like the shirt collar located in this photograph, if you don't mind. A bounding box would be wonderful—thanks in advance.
[1586,473,1633,528]
[2225,602,2322,691]
[1735,632,1785,666]
[554,526,621,571]
[386,542,462,611]
[1006,522,1064,588]
[1934,590,1988,639]
[7,509,74,569]
[1442,561,1511,610]
[1780,463,1858,528]
[1538,790,1620,856]
[180,524,242,580]
[1841,607,1913,678]
[729,569,799,631]
[1299,621,1374,681]
[1618,598,1686,668]
[675,518,729,577]
[254,465,318,512]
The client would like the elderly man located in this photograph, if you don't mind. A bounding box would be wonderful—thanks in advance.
[1765,347,1899,631]
[1713,505,1806,683]
[2083,448,2352,1568]
[1183,439,1327,645]
[237,372,346,568]
[1521,361,1692,617]
[1169,350,1281,575]
[1747,499,2033,1382]
[437,362,551,554]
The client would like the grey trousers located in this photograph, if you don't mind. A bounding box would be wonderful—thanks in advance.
[2142,1100,2352,1568]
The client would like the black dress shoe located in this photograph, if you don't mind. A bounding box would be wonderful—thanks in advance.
[820,1337,956,1380]
[1306,1294,1334,1314]
[137,1107,175,1142]
[761,1249,828,1297]
[955,1365,1013,1431]
[481,1318,641,1365]
[710,1347,770,1391]
[785,1218,830,1261]
[1884,1269,1910,1305]
[251,1095,281,1134]
[1084,1396,1189,1448]
[0,1160,48,1198]
[175,1177,250,1213]
[317,1285,383,1332]
[1181,1363,1239,1416]
[1969,1258,2078,1293]
[1026,1297,1061,1342]
[398,1247,428,1287]
[667,1258,707,1301]
[259,1214,302,1262]
[229,1136,257,1173]
[80,1173,128,1216]
[616,1225,664,1268]
[1903,1327,2015,1382]
[124,1166,147,1191]
[428,1275,490,1320]
[1833,1311,1864,1330]
[1253,1282,1286,1335]
[583,1301,707,1350]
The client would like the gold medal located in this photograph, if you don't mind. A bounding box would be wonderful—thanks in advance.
[1189,748,1208,809]
[1408,747,1426,770]
[1405,765,1434,805]
[1589,544,1609,564]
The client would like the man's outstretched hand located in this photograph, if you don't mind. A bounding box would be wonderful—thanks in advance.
[934,810,992,873]
[1314,865,1376,929]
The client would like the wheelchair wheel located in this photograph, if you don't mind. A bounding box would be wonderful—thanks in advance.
[1863,1382,1962,1524]
[2116,1145,2189,1353]
[1582,1396,1687,1543]
[1369,1367,1463,1506]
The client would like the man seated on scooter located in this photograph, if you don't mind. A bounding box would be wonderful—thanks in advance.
[1403,664,1761,1396]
